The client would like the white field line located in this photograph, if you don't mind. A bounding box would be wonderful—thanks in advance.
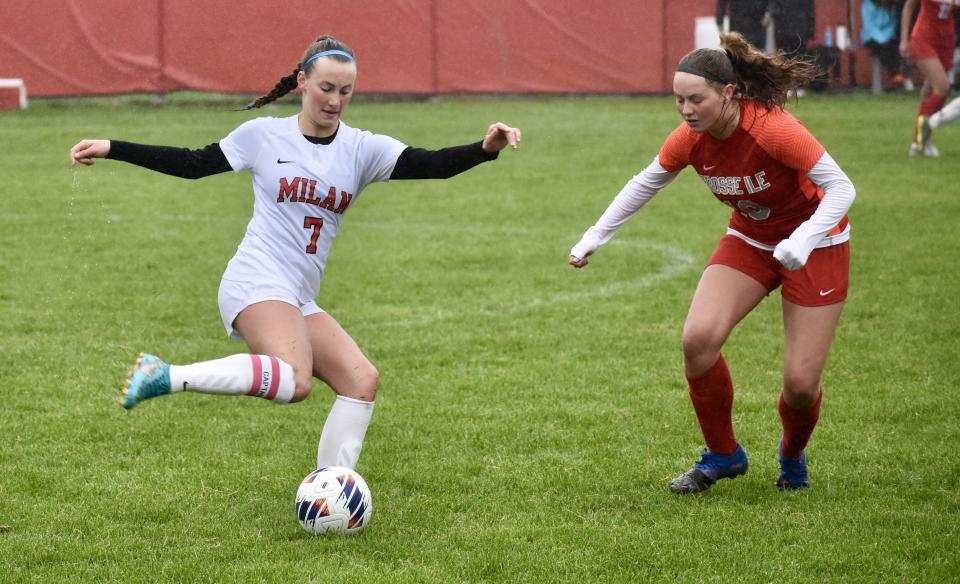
[349,239,696,330]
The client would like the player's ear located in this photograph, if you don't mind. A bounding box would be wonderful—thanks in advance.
[723,83,735,102]
[296,70,307,90]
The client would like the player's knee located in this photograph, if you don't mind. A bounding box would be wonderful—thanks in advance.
[289,374,314,403]
[336,361,379,402]
[682,325,721,365]
[353,362,380,402]
[933,80,951,97]
[783,372,820,406]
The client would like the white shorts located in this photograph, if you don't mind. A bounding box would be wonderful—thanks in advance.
[217,279,324,340]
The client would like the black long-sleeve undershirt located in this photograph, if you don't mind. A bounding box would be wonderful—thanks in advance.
[106,138,498,181]
[107,141,232,179]
[389,142,498,180]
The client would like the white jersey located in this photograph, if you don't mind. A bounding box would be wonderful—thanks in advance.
[218,115,407,303]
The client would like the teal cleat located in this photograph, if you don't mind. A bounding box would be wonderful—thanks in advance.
[121,352,171,410]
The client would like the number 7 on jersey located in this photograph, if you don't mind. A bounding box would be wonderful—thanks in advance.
[303,216,324,254]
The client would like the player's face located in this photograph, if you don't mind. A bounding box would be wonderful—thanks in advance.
[297,58,358,136]
[673,72,732,135]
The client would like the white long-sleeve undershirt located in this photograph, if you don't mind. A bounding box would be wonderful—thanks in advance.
[785,151,856,250]
[571,151,856,262]
[569,157,677,260]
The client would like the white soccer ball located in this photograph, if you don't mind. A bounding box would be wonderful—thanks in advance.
[295,466,373,534]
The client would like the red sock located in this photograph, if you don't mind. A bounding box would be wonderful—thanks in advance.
[686,354,737,456]
[919,94,946,117]
[778,389,822,459]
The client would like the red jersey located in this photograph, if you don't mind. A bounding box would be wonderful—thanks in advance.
[911,0,958,48]
[657,100,843,247]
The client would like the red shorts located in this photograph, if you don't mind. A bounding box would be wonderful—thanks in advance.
[911,35,955,70]
[707,235,849,307]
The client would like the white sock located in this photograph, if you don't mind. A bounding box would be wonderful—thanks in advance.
[168,354,295,404]
[930,97,960,128]
[316,395,375,469]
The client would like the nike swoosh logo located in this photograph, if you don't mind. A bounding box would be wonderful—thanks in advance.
[183,381,189,390]
[819,289,835,296]
[277,159,295,164]
[703,164,716,171]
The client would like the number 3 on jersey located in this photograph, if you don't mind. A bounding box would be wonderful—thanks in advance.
[303,216,324,254]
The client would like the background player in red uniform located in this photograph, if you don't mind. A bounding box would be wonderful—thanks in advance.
[900,0,959,156]
[570,33,856,493]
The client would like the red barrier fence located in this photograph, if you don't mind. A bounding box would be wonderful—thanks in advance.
[1,0,858,98]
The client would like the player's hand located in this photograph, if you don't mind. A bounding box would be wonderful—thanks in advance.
[70,139,111,166]
[569,255,589,268]
[898,39,910,59]
[482,122,521,153]
[773,238,809,271]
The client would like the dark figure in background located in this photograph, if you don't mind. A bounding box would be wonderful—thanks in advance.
[766,0,823,90]
[717,0,769,49]
[862,0,906,89]
[766,0,815,56]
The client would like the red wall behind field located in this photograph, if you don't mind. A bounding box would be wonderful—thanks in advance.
[0,0,864,98]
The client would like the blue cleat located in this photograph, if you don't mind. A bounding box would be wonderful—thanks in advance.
[121,352,171,410]
[670,444,749,494]
[776,438,809,491]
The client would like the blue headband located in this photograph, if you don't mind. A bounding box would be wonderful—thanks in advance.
[302,49,355,69]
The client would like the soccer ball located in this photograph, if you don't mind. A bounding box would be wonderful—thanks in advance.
[295,466,373,534]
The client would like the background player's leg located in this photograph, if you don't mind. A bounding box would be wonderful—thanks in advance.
[306,312,380,470]
[930,96,960,129]
[915,59,949,115]
[913,58,949,155]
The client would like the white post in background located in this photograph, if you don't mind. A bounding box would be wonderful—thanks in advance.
[695,16,721,49]
[950,47,958,85]
[835,25,849,51]
[872,56,883,95]
[694,15,775,53]
[0,79,28,109]
[766,18,775,54]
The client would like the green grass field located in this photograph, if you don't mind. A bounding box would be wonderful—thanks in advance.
[1,92,958,582]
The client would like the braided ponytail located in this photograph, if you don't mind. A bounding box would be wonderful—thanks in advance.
[243,35,355,110]
[243,68,300,110]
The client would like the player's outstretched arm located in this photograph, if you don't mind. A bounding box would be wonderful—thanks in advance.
[389,123,521,181]
[69,139,111,166]
[481,122,522,153]
[568,159,679,270]
[69,139,232,179]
